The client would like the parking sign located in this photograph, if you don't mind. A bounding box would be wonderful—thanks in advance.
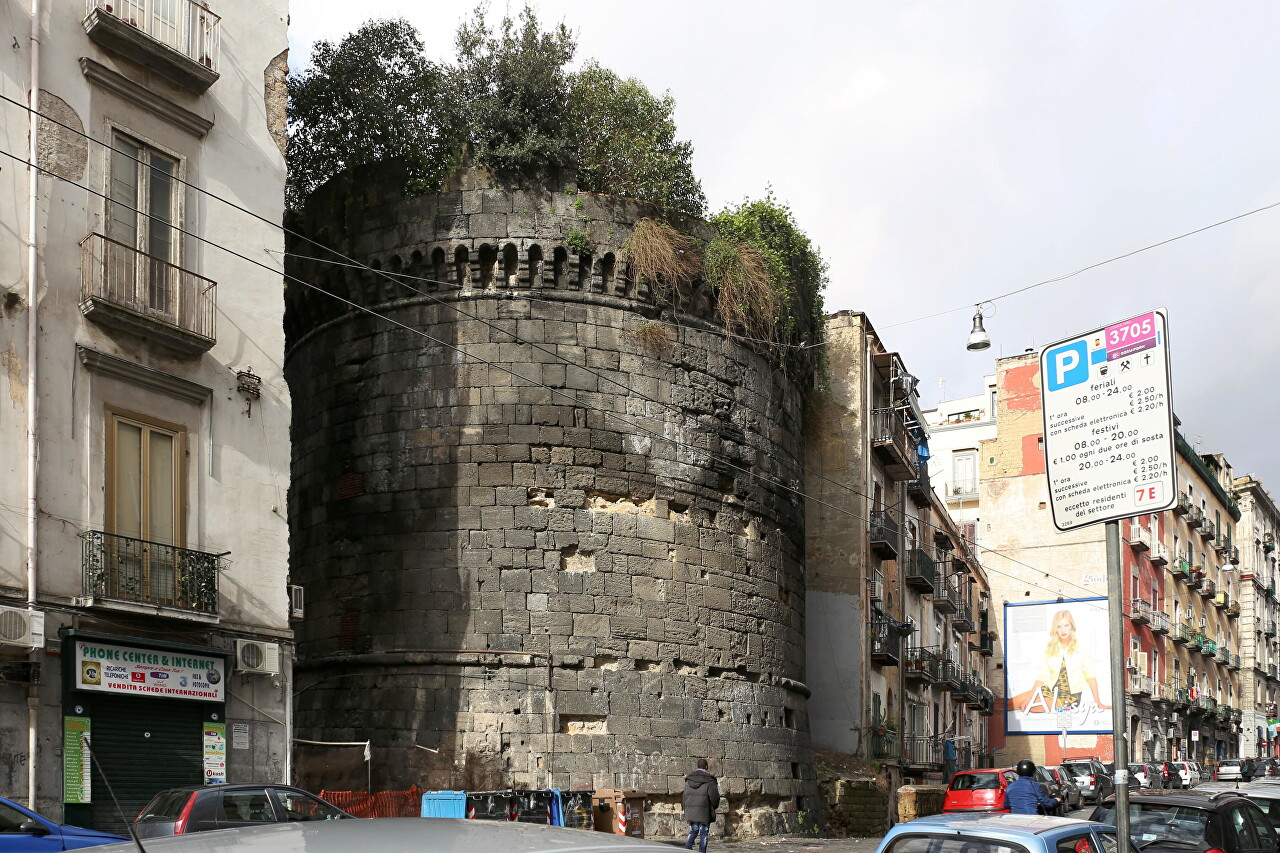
[1040,309,1176,530]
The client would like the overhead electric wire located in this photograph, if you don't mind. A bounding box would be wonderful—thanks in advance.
[0,122,1145,609]
[0,97,1209,610]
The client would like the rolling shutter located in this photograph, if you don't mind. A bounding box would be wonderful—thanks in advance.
[87,696,210,833]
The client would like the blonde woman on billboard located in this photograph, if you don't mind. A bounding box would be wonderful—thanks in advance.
[1009,610,1111,714]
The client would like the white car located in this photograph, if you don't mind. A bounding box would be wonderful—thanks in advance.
[1173,760,1204,789]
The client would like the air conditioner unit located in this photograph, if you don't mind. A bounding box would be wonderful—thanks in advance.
[288,585,304,620]
[0,606,44,649]
[234,640,280,676]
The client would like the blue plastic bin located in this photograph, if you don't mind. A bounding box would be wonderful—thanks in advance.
[421,791,466,818]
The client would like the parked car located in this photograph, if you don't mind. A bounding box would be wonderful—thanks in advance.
[1152,761,1176,788]
[942,768,1017,813]
[874,813,1126,853]
[134,784,355,839]
[1064,759,1115,803]
[1131,758,1172,788]
[95,817,676,853]
[1089,788,1276,853]
[1036,765,1067,814]
[1216,759,1246,781]
[1049,765,1084,809]
[0,794,126,850]
[1171,760,1205,790]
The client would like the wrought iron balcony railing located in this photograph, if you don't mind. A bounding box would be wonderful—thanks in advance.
[903,735,941,767]
[869,509,900,559]
[85,0,220,72]
[80,233,216,352]
[870,407,920,479]
[81,530,222,614]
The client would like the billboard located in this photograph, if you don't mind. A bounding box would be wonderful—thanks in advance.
[1004,598,1113,735]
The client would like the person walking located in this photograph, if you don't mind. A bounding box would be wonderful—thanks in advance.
[683,758,721,853]
[1242,757,1255,783]
[1004,759,1061,815]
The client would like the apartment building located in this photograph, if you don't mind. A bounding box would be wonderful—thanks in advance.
[806,312,996,790]
[1234,475,1280,757]
[0,0,290,830]
[974,352,1243,766]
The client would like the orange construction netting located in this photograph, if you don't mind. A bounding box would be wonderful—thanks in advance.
[319,785,428,818]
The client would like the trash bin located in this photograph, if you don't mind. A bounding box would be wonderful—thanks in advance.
[512,790,554,824]
[558,791,594,830]
[466,790,517,821]
[592,788,645,837]
[421,791,466,818]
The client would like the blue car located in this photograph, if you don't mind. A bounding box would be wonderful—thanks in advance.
[875,813,1129,853]
[0,795,125,851]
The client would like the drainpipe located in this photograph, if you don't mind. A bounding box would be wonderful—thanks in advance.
[25,0,42,811]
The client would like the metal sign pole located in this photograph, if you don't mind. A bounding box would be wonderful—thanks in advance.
[1107,519,1130,845]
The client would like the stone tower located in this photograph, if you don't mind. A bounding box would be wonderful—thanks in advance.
[284,162,818,835]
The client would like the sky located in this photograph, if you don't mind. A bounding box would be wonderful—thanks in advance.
[288,2,1280,486]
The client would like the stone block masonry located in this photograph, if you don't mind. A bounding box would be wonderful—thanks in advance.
[285,163,818,837]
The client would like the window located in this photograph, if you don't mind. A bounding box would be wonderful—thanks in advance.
[107,131,181,318]
[220,789,275,823]
[105,408,187,603]
[1057,833,1100,853]
[953,451,977,497]
[271,788,347,821]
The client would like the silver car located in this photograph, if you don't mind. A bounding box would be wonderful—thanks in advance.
[92,818,676,853]
[1216,759,1245,781]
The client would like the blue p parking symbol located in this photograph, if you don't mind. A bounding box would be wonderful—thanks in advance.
[1045,341,1089,391]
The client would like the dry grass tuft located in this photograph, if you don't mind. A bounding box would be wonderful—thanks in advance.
[623,219,703,304]
[704,237,779,347]
[622,320,675,358]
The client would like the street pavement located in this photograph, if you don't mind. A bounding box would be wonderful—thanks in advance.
[720,837,883,853]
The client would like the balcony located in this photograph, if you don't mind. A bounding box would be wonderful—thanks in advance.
[1172,622,1191,645]
[976,685,996,716]
[1200,637,1216,657]
[1128,670,1153,696]
[83,0,220,93]
[1215,646,1230,665]
[952,604,975,633]
[1188,566,1205,590]
[1173,687,1190,708]
[949,672,974,703]
[950,576,974,631]
[1186,629,1203,651]
[903,736,941,769]
[979,630,995,656]
[1265,532,1276,554]
[1229,654,1241,671]
[1175,492,1192,515]
[1188,506,1204,529]
[903,549,936,593]
[870,615,902,666]
[1151,610,1170,635]
[1227,601,1241,619]
[867,567,884,604]
[1129,599,1151,626]
[80,233,216,355]
[905,646,942,682]
[1151,542,1170,566]
[947,479,978,502]
[869,727,900,761]
[906,469,932,505]
[1201,578,1216,599]
[81,530,222,614]
[1267,622,1278,639]
[871,407,920,480]
[934,576,960,615]
[940,656,964,689]
[1270,665,1279,683]
[1153,681,1173,703]
[1202,518,1217,541]
[1214,538,1232,558]
[965,677,987,709]
[870,510,900,559]
[1230,546,1241,565]
[1130,524,1152,551]
[1214,591,1229,610]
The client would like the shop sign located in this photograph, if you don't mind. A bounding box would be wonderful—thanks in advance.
[62,717,91,804]
[203,723,227,784]
[74,640,224,703]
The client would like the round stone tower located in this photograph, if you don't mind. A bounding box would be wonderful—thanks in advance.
[284,162,817,836]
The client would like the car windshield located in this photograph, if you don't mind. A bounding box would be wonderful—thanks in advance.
[1065,763,1094,776]
[886,836,1029,853]
[137,791,192,820]
[950,773,1002,791]
[1221,761,1242,767]
[1095,803,1210,848]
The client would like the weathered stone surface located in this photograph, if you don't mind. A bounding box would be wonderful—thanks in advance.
[285,165,813,836]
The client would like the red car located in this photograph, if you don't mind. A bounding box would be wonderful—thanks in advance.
[942,767,1017,813]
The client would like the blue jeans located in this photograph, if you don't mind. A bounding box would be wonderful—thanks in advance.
[686,822,709,852]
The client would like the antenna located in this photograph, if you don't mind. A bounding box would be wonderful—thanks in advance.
[82,733,150,853]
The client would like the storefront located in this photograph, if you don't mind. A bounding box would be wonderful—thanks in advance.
[61,631,230,833]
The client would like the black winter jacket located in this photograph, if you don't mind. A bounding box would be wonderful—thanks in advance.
[682,770,721,823]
